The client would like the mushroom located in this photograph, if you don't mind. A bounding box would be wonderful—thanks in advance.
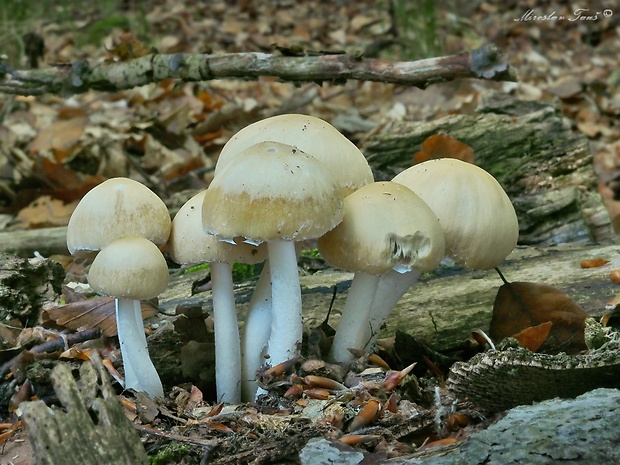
[214,113,373,197]
[67,177,171,254]
[213,114,373,393]
[363,158,519,351]
[168,190,267,403]
[202,141,344,366]
[88,236,169,397]
[318,181,445,362]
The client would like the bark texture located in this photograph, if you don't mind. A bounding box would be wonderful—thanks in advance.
[300,388,620,465]
[20,352,148,465]
[363,94,614,245]
[0,45,515,96]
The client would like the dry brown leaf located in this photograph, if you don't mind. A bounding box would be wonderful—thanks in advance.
[28,116,87,160]
[43,297,158,337]
[412,133,475,165]
[511,321,553,352]
[489,280,587,354]
[15,195,78,228]
[580,258,609,268]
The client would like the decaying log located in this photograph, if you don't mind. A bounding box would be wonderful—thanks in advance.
[299,388,620,464]
[447,338,620,413]
[0,226,69,257]
[20,352,148,465]
[363,94,615,245]
[0,253,65,326]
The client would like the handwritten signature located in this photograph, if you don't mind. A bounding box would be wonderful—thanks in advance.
[514,8,613,22]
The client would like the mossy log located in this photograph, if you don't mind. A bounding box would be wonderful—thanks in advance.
[362,94,615,245]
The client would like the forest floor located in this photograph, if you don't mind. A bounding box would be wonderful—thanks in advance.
[1,1,619,464]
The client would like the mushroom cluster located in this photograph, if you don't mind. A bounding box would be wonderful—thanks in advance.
[68,117,519,406]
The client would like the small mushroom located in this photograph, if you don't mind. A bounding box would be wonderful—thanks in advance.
[318,181,444,362]
[88,236,168,397]
[169,190,267,403]
[202,141,344,367]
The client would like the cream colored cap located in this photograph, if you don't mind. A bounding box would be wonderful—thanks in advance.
[393,158,519,269]
[203,141,343,242]
[88,236,169,299]
[67,177,171,254]
[169,190,267,265]
[318,181,445,274]
[215,114,373,196]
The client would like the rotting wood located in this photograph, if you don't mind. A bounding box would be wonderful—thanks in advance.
[363,94,615,246]
[160,242,620,356]
[19,352,148,465]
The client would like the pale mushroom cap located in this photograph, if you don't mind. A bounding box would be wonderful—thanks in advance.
[169,190,267,265]
[215,114,373,196]
[67,177,171,254]
[203,141,344,242]
[392,158,519,269]
[88,236,169,300]
[318,181,445,274]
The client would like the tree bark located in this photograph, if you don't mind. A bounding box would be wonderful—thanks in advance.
[20,352,148,465]
[0,45,515,96]
[362,94,614,245]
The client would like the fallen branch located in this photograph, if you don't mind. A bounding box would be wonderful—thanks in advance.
[0,44,516,96]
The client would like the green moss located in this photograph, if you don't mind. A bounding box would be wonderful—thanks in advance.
[149,442,194,465]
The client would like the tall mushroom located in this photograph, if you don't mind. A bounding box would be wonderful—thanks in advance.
[318,181,445,362]
[363,158,519,351]
[202,141,343,366]
[168,190,267,403]
[215,113,373,197]
[88,236,168,397]
[213,114,373,396]
[66,177,171,396]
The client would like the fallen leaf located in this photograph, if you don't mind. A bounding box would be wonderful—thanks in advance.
[413,133,475,165]
[28,116,87,160]
[511,321,553,352]
[43,297,158,337]
[489,280,587,354]
[580,258,609,268]
[15,195,78,228]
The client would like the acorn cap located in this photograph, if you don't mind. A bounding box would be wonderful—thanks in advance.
[169,190,267,265]
[67,177,171,254]
[88,236,169,300]
[318,181,445,274]
[393,158,519,269]
[203,141,343,242]
[215,114,373,196]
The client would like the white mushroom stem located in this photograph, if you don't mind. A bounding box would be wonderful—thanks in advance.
[116,298,164,397]
[210,261,242,404]
[241,262,272,401]
[329,272,381,363]
[265,240,302,366]
[362,268,423,352]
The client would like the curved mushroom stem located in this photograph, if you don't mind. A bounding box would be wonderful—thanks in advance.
[241,262,272,401]
[329,271,380,363]
[211,261,242,404]
[265,240,302,366]
[362,268,423,352]
[116,298,164,397]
